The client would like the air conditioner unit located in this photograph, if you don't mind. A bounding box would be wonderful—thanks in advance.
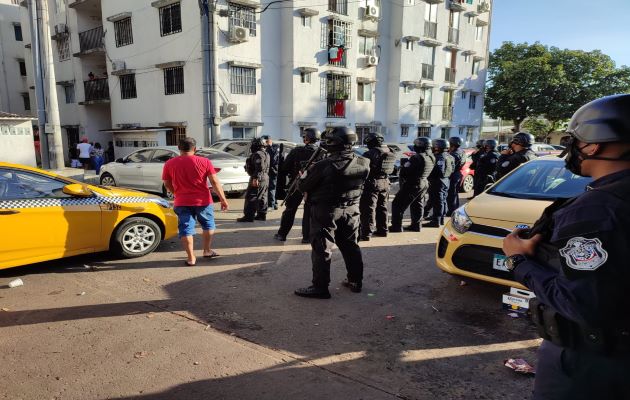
[55,23,68,36]
[365,5,379,18]
[111,60,126,71]
[366,55,379,66]
[222,103,239,116]
[229,27,249,43]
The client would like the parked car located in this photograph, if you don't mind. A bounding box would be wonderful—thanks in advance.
[550,144,566,151]
[0,162,178,269]
[435,156,592,288]
[401,145,474,192]
[99,146,250,198]
[209,139,297,159]
[531,143,563,157]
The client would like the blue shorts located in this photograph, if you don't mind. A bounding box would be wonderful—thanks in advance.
[173,205,216,238]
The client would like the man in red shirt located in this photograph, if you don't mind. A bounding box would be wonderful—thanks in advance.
[162,137,229,266]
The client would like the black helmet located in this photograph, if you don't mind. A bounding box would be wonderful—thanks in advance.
[250,137,266,152]
[448,136,463,147]
[476,139,484,149]
[323,127,357,149]
[433,138,448,152]
[364,132,384,147]
[566,94,630,144]
[484,139,497,149]
[511,132,534,147]
[413,137,432,152]
[303,128,321,143]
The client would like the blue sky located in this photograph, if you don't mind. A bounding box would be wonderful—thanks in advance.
[490,0,630,67]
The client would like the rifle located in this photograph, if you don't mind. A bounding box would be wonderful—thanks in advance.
[281,146,326,207]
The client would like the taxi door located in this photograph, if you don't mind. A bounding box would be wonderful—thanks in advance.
[0,167,101,269]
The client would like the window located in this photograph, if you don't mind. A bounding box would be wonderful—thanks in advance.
[21,93,30,111]
[126,149,154,163]
[418,126,431,137]
[401,126,409,137]
[472,59,481,75]
[357,82,372,101]
[406,40,414,51]
[475,25,484,41]
[300,72,311,84]
[464,54,470,63]
[232,127,257,139]
[14,24,23,41]
[56,37,71,61]
[403,85,411,94]
[120,74,137,99]
[440,127,450,139]
[151,149,177,163]
[467,15,474,25]
[18,60,26,76]
[469,94,477,109]
[461,90,467,100]
[230,66,256,95]
[301,16,311,27]
[160,3,182,36]
[327,19,352,48]
[458,126,465,136]
[66,127,80,147]
[0,169,70,200]
[64,85,75,103]
[328,0,348,15]
[164,66,184,95]
[358,36,375,56]
[355,126,370,145]
[114,17,133,47]
[166,126,186,145]
[229,4,256,36]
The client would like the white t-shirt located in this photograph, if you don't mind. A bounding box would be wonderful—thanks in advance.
[77,143,92,158]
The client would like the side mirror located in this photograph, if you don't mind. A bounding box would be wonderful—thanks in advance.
[115,158,124,163]
[62,183,93,197]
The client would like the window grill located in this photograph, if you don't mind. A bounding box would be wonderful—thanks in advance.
[120,74,137,99]
[56,36,71,61]
[64,85,75,103]
[166,127,187,145]
[160,3,182,36]
[229,4,256,36]
[445,67,456,83]
[419,105,431,120]
[424,21,437,39]
[78,26,104,52]
[418,126,431,137]
[401,126,409,137]
[327,19,352,48]
[328,0,348,15]
[164,66,184,95]
[83,78,110,102]
[230,66,256,95]
[325,73,351,100]
[421,63,434,80]
[114,18,133,47]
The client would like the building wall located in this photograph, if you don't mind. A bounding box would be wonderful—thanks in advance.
[0,118,36,166]
[0,0,31,115]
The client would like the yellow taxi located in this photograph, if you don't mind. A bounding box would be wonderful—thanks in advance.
[0,162,178,270]
[435,156,592,288]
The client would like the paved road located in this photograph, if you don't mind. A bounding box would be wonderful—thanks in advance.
[0,193,540,400]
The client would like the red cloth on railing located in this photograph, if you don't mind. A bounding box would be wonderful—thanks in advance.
[334,100,345,116]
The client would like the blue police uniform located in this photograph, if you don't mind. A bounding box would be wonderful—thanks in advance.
[513,169,630,399]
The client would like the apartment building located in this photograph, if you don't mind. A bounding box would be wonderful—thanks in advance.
[0,0,31,115]
[17,0,491,163]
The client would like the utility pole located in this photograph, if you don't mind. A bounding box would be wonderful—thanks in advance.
[39,0,64,169]
[27,0,49,169]
[199,0,220,145]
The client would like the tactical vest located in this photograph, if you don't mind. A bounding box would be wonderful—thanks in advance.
[369,146,396,179]
[450,149,466,172]
[308,152,370,205]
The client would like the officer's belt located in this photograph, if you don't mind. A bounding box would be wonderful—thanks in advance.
[530,298,630,355]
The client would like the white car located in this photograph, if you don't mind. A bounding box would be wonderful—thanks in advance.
[99,146,250,198]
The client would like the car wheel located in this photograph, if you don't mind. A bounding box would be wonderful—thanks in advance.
[162,185,174,200]
[100,173,116,187]
[461,175,474,193]
[112,217,162,258]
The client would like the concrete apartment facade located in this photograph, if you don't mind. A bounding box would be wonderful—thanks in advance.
[16,0,491,163]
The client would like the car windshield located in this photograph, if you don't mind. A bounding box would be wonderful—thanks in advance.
[196,149,242,160]
[488,160,592,200]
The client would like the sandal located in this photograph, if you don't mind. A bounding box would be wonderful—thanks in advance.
[185,260,196,266]
[203,250,220,258]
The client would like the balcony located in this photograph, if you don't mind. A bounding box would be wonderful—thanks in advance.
[419,105,431,121]
[423,21,437,39]
[449,0,466,12]
[442,105,453,121]
[75,26,104,56]
[328,47,348,68]
[327,99,346,118]
[80,78,110,105]
[421,63,435,80]
[445,67,456,83]
[447,27,459,45]
[69,0,101,9]
[477,1,490,13]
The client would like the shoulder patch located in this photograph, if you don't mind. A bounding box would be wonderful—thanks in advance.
[501,161,510,168]
[559,237,608,271]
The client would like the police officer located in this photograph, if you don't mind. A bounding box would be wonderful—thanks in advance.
[359,132,396,240]
[470,139,485,196]
[426,139,454,227]
[495,132,537,179]
[502,94,630,399]
[295,127,370,299]
[446,137,466,216]
[472,139,500,197]
[389,137,435,232]
[237,137,270,222]
[274,128,323,243]
[262,135,280,210]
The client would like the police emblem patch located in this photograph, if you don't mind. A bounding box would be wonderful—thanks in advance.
[559,237,608,271]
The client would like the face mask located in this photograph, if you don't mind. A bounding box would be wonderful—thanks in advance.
[563,137,591,176]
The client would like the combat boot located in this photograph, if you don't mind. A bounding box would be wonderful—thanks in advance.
[425,220,440,228]
[373,230,388,237]
[273,233,286,241]
[254,214,266,221]
[294,286,331,299]
[404,224,421,232]
[389,225,403,233]
[341,279,362,293]
[237,216,254,222]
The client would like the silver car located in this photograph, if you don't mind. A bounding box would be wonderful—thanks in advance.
[99,146,250,198]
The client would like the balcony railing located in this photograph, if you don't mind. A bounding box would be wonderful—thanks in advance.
[478,1,490,13]
[419,105,431,120]
[327,99,346,118]
[445,67,456,83]
[421,63,435,80]
[442,105,453,120]
[78,26,104,53]
[328,47,348,68]
[447,27,459,44]
[83,78,109,102]
[423,21,437,39]
[449,0,466,11]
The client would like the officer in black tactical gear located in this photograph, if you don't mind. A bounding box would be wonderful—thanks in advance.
[426,138,454,227]
[237,137,270,222]
[359,132,396,240]
[262,135,280,210]
[472,139,500,197]
[503,94,630,399]
[274,128,323,243]
[389,137,435,232]
[470,139,486,197]
[295,127,370,299]
[446,136,465,216]
[495,132,537,179]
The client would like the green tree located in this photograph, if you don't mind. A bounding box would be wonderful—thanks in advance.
[522,118,552,141]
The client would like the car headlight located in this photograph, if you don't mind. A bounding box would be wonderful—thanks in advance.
[154,198,172,209]
[451,206,472,234]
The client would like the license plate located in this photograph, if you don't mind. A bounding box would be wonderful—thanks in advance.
[493,254,508,272]
[225,183,247,192]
